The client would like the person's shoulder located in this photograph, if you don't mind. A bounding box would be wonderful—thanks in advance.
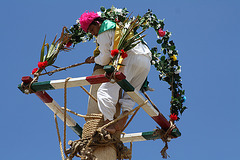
[98,20,116,35]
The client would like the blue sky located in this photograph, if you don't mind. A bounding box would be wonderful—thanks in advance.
[1,0,240,159]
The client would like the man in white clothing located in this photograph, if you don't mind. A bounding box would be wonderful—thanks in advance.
[80,11,151,134]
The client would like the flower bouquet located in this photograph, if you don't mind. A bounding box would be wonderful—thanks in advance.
[110,15,147,70]
[32,27,72,76]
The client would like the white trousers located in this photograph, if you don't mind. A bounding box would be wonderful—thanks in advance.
[97,53,151,121]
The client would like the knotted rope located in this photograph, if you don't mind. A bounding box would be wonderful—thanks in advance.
[20,76,38,94]
[153,120,177,159]
[66,129,131,160]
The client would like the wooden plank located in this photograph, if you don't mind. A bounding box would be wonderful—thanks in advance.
[35,91,83,137]
[121,131,160,143]
[50,77,90,90]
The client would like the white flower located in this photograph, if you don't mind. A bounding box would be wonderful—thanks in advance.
[124,22,130,28]
[76,19,80,24]
[97,11,102,16]
[111,6,122,13]
[151,60,156,64]
[168,31,172,37]
[174,66,181,74]
[168,50,173,54]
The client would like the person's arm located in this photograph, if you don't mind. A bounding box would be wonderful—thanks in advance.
[85,56,95,63]
[94,30,114,66]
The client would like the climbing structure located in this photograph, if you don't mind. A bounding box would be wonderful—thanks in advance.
[18,6,186,160]
[19,67,181,159]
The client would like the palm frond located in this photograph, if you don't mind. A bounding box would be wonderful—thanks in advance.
[123,34,146,51]
[40,35,46,62]
[46,43,49,53]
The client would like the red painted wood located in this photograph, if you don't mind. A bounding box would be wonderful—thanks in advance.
[86,74,110,84]
[35,91,53,103]
[152,113,171,131]
[21,76,33,84]
[115,72,126,80]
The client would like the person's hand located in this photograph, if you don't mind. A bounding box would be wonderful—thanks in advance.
[85,56,95,63]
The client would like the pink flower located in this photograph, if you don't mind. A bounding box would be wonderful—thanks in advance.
[158,28,166,37]
[66,41,72,47]
[111,49,119,57]
[170,113,178,121]
[31,68,38,74]
[121,49,128,59]
[38,61,48,69]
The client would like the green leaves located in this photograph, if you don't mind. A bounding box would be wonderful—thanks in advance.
[98,6,187,120]
[100,6,106,12]
[40,35,46,62]
[146,11,186,119]
[156,39,162,44]
[36,27,72,75]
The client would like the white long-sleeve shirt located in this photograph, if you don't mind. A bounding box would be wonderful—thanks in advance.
[94,28,152,121]
[94,29,152,66]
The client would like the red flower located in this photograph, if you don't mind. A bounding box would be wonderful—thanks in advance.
[38,61,48,69]
[158,28,166,37]
[121,49,128,59]
[31,68,38,74]
[66,41,72,47]
[111,49,119,57]
[115,18,120,22]
[170,113,178,121]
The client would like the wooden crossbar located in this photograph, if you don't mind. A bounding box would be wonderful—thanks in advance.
[120,131,160,143]
[18,71,181,138]
[19,76,83,137]
[35,91,83,137]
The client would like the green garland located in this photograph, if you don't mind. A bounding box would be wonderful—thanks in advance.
[68,6,187,120]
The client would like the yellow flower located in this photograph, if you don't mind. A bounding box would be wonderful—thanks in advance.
[93,46,100,57]
[170,55,177,61]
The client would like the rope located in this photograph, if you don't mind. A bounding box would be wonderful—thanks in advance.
[64,77,71,158]
[80,86,97,102]
[104,70,122,84]
[142,90,160,113]
[21,76,38,94]
[153,121,177,159]
[122,106,141,132]
[61,107,102,119]
[66,128,131,160]
[54,114,65,160]
[129,142,133,160]
[98,100,148,132]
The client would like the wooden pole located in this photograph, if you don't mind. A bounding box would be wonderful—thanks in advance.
[84,66,117,160]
